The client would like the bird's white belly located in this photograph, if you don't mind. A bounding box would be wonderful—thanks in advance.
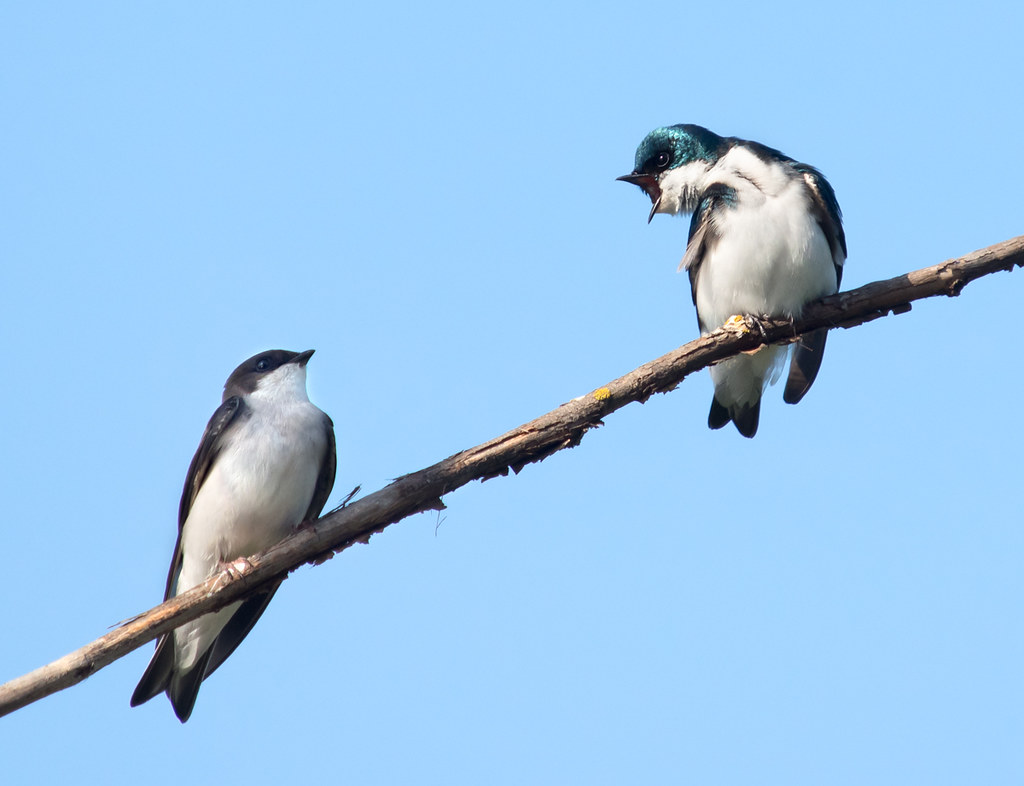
[694,185,837,408]
[695,190,837,331]
[180,430,321,579]
[172,408,324,668]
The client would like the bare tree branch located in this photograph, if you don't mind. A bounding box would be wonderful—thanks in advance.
[2,235,1021,718]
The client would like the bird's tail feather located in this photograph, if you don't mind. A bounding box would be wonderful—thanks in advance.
[129,634,176,708]
[708,396,759,438]
[167,648,214,723]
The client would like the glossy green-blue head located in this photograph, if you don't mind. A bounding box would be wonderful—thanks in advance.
[632,124,724,174]
[618,124,725,222]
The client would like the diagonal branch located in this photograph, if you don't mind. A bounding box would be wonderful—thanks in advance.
[2,235,1021,718]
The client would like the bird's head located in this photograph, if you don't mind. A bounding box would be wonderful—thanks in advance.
[225,349,315,403]
[617,124,723,221]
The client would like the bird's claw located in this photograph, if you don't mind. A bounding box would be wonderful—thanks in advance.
[209,557,255,594]
[722,313,775,341]
[747,315,772,340]
[722,314,749,334]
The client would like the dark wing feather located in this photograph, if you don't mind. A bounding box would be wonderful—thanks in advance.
[162,396,247,600]
[201,587,280,680]
[188,413,335,685]
[784,328,830,404]
[681,200,710,308]
[682,183,734,330]
[131,396,247,715]
[794,164,846,285]
[304,414,337,522]
[129,631,177,707]
[687,183,761,437]
[784,166,847,404]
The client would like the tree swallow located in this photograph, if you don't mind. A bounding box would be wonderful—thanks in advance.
[619,124,846,437]
[130,349,336,722]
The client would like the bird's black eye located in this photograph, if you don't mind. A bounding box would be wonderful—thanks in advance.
[255,358,271,372]
[654,151,671,170]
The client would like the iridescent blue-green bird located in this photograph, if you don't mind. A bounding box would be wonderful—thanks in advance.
[620,124,846,437]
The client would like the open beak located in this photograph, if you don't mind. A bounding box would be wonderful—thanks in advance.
[616,172,662,223]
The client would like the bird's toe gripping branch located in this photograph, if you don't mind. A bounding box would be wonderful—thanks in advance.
[722,314,781,344]
[208,557,256,595]
[722,314,750,334]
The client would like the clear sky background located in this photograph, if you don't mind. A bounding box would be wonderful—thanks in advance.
[3,2,1022,783]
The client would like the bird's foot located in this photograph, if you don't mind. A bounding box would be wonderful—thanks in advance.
[747,315,773,340]
[723,313,772,340]
[722,314,749,334]
[209,557,255,594]
[722,314,778,356]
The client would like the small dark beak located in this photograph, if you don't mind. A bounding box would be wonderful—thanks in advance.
[616,172,662,223]
[293,349,315,367]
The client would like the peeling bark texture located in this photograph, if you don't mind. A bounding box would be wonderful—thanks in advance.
[1,235,1021,717]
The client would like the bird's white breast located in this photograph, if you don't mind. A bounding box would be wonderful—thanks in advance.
[662,147,840,411]
[693,150,837,331]
[172,397,327,668]
[179,402,326,584]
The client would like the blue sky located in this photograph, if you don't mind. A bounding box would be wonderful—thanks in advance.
[3,2,1023,783]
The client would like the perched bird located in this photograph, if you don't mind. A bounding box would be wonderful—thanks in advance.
[619,124,846,437]
[131,349,336,722]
